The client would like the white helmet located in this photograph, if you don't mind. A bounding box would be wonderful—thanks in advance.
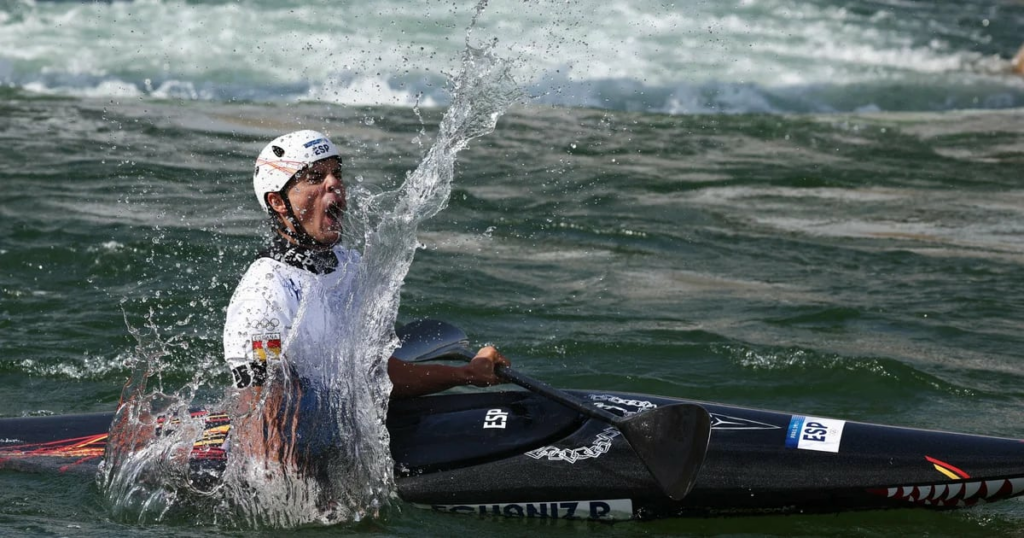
[253,130,340,211]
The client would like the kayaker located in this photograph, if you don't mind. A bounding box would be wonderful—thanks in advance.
[225,129,510,395]
[223,129,510,472]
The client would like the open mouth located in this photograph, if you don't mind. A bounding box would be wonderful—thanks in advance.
[325,203,344,227]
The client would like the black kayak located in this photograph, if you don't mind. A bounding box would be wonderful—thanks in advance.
[1,389,1022,521]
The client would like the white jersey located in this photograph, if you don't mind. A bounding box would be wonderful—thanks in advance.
[223,237,360,388]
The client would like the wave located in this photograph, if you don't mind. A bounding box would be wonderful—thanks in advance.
[2,0,1023,113]
[8,69,1024,115]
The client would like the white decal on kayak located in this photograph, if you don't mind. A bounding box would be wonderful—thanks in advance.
[785,415,846,453]
[709,414,781,431]
[524,395,654,463]
[483,408,508,429]
[0,438,24,444]
[418,499,633,520]
[526,427,620,463]
[588,394,657,416]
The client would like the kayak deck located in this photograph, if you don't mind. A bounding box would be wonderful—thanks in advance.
[1,390,1023,520]
[395,391,1024,519]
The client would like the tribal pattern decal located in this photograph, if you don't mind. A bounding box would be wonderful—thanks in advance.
[868,477,1024,507]
[526,427,620,463]
[524,395,649,463]
[588,394,657,415]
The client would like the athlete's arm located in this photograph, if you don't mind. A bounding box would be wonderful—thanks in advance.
[388,346,511,399]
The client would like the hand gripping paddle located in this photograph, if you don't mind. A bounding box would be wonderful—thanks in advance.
[393,319,712,500]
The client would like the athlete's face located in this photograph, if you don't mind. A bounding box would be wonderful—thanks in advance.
[280,157,346,246]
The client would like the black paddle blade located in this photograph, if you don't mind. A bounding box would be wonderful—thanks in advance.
[392,319,473,362]
[620,403,712,501]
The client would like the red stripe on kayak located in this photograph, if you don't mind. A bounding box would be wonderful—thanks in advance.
[925,456,970,479]
[59,455,102,473]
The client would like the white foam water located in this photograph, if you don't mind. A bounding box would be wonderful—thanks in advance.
[98,11,521,528]
[2,0,1021,113]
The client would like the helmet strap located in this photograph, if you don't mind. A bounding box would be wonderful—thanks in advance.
[271,191,326,248]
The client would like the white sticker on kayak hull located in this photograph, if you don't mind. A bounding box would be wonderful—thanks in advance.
[418,499,633,520]
[786,416,846,453]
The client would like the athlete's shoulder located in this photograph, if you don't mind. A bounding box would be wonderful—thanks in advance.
[240,255,296,279]
[229,256,301,302]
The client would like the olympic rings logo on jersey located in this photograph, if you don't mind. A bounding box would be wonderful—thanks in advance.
[249,318,281,331]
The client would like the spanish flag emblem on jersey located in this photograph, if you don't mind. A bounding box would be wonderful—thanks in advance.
[251,333,282,362]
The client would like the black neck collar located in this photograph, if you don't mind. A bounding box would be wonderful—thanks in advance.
[259,235,339,275]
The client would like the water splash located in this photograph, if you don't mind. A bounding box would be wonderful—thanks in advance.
[100,28,522,529]
[98,310,209,524]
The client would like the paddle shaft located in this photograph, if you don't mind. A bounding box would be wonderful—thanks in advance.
[450,344,623,425]
[495,365,624,426]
